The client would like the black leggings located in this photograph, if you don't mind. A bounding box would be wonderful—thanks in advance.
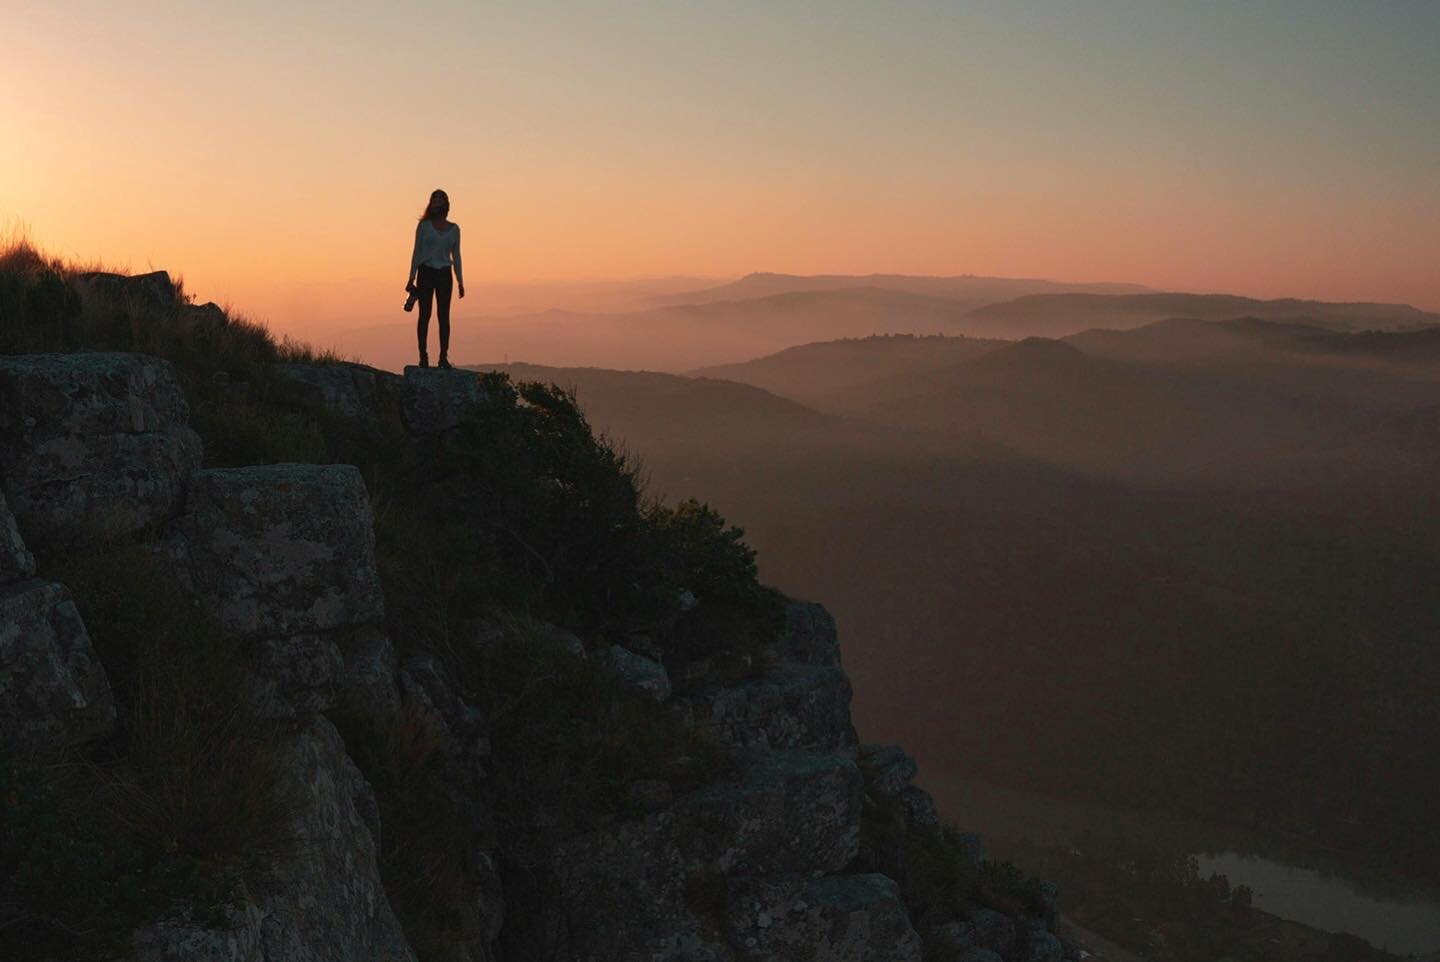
[415,264,452,358]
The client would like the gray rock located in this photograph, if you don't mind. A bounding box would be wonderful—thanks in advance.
[930,908,1018,959]
[858,744,919,796]
[899,785,942,829]
[136,716,416,962]
[180,302,229,341]
[553,751,863,961]
[132,914,256,962]
[0,352,201,545]
[0,488,35,584]
[1018,925,1064,962]
[956,951,1004,962]
[334,625,402,728]
[273,362,402,436]
[684,751,863,876]
[782,601,842,666]
[535,621,587,656]
[595,644,672,701]
[132,905,267,962]
[250,633,346,719]
[397,655,490,796]
[725,873,923,961]
[167,464,383,639]
[671,664,855,752]
[400,366,487,435]
[0,579,115,756]
[626,778,675,812]
[75,269,177,310]
[256,715,415,961]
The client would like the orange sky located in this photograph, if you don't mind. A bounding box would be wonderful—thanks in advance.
[4,2,1438,337]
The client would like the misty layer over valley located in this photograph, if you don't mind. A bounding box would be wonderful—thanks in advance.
[390,273,1440,957]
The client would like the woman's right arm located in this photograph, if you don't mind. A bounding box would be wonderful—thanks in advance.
[408,223,422,287]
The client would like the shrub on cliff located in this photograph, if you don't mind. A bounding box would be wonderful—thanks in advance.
[392,372,782,650]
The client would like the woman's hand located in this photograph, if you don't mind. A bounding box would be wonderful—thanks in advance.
[458,283,466,299]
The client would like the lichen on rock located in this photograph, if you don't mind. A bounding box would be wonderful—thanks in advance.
[165,463,383,639]
[0,578,115,756]
[0,352,201,545]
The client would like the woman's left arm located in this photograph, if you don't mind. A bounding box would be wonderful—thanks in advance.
[452,226,465,297]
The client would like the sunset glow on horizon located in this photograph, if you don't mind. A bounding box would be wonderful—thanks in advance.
[4,1,1438,338]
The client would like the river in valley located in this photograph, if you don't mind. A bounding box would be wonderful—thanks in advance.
[927,776,1440,957]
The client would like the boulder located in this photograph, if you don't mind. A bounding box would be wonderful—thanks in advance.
[166,464,383,639]
[251,716,415,961]
[400,366,486,435]
[534,620,587,656]
[858,744,918,796]
[333,625,403,729]
[0,579,115,755]
[553,751,863,960]
[132,905,267,962]
[724,873,923,961]
[899,786,942,829]
[133,717,416,962]
[250,633,346,719]
[273,362,402,437]
[0,488,35,584]
[928,908,1019,960]
[1018,921,1064,962]
[682,751,863,876]
[0,352,201,545]
[671,664,855,752]
[74,270,177,311]
[781,601,842,667]
[594,644,672,701]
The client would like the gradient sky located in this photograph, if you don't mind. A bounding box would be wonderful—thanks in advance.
[3,0,1438,334]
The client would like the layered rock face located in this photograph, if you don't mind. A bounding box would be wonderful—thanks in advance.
[0,352,201,545]
[0,403,117,759]
[0,353,413,962]
[1,336,1064,962]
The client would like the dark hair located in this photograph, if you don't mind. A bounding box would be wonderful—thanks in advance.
[420,189,449,221]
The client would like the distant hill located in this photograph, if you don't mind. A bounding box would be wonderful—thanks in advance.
[1063,316,1335,363]
[1067,316,1440,366]
[1295,325,1440,362]
[965,293,1440,338]
[688,333,1006,406]
[645,271,1151,309]
[851,334,1440,485]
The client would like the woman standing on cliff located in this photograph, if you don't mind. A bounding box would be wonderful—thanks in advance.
[406,188,465,368]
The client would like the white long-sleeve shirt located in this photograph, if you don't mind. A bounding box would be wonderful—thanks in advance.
[411,220,463,284]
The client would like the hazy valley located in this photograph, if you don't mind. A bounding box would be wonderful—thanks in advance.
[451,274,1440,957]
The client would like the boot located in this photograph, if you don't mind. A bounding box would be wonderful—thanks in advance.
[419,351,429,368]
[438,354,452,370]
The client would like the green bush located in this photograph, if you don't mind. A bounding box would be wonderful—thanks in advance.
[420,376,660,632]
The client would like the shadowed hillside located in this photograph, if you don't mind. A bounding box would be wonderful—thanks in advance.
[460,346,1440,909]
[689,334,1007,407]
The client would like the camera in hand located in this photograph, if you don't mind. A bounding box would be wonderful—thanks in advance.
[403,283,419,312]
